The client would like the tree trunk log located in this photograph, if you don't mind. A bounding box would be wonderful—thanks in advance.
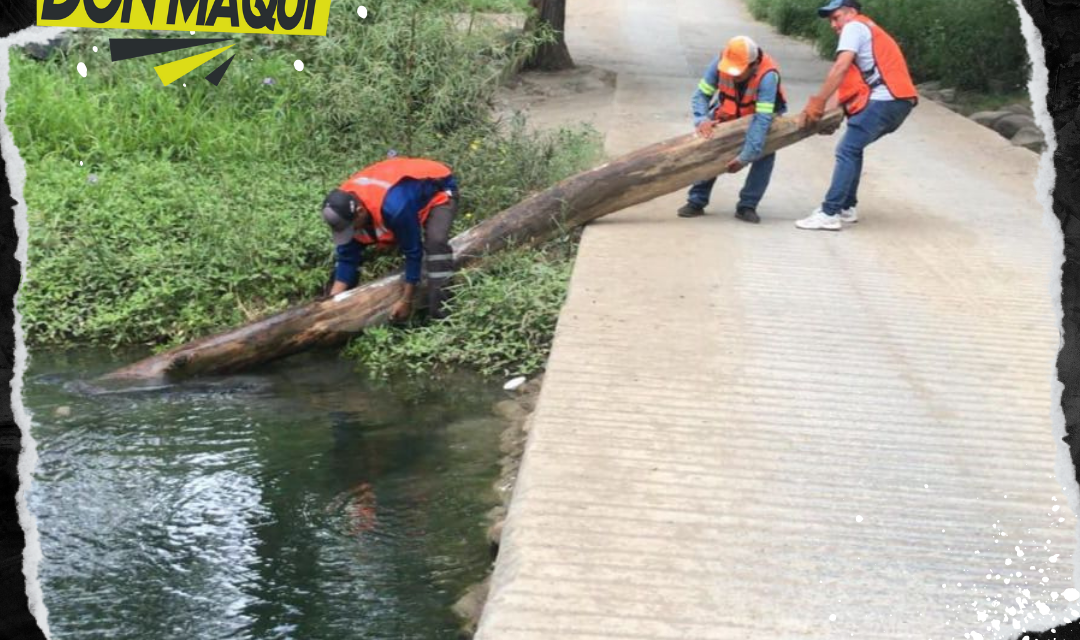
[99,110,844,384]
[524,0,574,71]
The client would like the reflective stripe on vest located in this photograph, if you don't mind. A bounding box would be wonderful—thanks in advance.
[715,53,788,121]
[837,15,919,117]
[338,158,453,246]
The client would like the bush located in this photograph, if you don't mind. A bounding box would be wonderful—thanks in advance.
[744,0,1029,92]
[10,0,600,348]
[345,239,578,381]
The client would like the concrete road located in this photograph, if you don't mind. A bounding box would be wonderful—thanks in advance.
[478,1,1075,638]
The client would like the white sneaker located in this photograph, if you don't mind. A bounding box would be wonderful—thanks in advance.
[795,208,842,231]
[839,207,858,223]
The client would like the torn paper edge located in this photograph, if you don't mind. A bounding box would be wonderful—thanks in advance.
[1,24,74,640]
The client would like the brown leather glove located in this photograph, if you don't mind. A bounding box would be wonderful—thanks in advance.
[801,96,826,129]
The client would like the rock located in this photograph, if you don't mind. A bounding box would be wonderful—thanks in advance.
[54,406,71,418]
[938,88,957,102]
[920,89,941,102]
[499,422,526,457]
[516,394,537,413]
[518,377,543,396]
[493,469,517,502]
[971,110,1011,128]
[452,577,491,638]
[1011,125,1046,152]
[1004,102,1034,117]
[492,399,529,422]
[485,506,507,552]
[486,519,505,549]
[486,504,508,523]
[917,81,943,92]
[992,113,1036,139]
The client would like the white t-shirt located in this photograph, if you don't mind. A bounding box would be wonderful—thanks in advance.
[836,20,895,102]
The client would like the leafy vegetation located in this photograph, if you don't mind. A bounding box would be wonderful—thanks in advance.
[745,0,1030,93]
[347,238,579,381]
[10,0,599,365]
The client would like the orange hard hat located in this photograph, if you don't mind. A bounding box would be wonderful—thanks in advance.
[719,36,760,77]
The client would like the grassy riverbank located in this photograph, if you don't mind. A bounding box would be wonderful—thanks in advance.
[10,0,599,380]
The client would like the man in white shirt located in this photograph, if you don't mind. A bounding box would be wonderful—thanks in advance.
[795,0,918,231]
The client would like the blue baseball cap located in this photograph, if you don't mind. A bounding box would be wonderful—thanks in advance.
[817,0,861,17]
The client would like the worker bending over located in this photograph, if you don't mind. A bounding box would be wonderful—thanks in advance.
[321,157,458,320]
[678,35,788,224]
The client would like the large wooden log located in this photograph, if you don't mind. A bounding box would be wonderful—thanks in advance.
[99,110,844,383]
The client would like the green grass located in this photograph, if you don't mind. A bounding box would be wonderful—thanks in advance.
[346,237,580,381]
[457,0,531,12]
[10,0,599,354]
[745,0,1030,93]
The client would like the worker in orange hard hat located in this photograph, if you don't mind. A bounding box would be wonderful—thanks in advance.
[677,35,788,224]
[794,0,918,231]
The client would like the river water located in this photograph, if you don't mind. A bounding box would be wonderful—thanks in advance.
[22,349,507,640]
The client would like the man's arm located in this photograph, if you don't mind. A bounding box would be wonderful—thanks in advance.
[693,56,721,137]
[814,50,856,105]
[329,240,363,296]
[802,21,866,126]
[800,50,855,127]
[734,70,780,166]
[390,210,424,287]
[381,185,425,321]
[692,58,720,125]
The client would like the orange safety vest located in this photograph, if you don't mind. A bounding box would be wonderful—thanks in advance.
[338,158,454,246]
[837,15,918,116]
[714,53,788,121]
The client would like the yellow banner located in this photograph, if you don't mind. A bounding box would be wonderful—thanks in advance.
[36,0,332,36]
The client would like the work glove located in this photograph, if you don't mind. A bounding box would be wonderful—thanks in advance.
[800,96,826,129]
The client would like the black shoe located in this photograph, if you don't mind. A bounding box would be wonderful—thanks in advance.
[735,207,760,224]
[677,203,705,218]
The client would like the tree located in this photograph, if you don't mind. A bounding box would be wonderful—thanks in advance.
[524,0,574,71]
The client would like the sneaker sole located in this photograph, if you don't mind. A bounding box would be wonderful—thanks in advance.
[795,223,842,231]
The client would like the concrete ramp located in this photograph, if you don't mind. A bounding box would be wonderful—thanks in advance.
[478,0,1075,637]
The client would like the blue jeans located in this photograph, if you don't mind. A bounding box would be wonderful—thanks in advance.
[687,152,777,211]
[822,99,914,214]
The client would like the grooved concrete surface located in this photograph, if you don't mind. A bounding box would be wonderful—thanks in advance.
[477,1,1077,638]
